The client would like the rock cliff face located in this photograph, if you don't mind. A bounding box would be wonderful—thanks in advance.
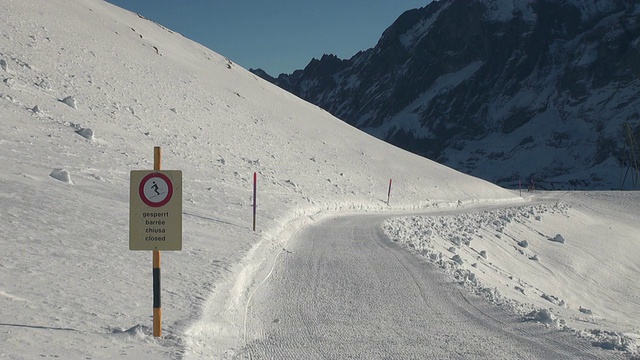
[252,0,640,189]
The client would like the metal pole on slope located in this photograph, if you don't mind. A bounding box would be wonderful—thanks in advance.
[253,172,257,231]
[387,179,393,206]
[153,146,162,337]
[519,180,522,197]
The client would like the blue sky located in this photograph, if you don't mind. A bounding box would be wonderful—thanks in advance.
[106,1,432,76]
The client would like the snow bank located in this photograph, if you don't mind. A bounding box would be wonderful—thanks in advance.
[383,198,640,356]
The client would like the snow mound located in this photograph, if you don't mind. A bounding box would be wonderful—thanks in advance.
[49,169,73,184]
[524,308,561,327]
[579,306,593,315]
[37,79,51,91]
[541,293,565,307]
[578,329,640,353]
[75,128,94,140]
[109,325,151,339]
[61,96,77,109]
[550,234,566,244]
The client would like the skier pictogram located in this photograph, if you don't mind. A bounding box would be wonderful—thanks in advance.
[139,173,173,207]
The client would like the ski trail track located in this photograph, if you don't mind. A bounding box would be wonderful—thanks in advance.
[239,205,623,359]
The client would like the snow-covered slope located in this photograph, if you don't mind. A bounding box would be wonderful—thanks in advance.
[0,0,520,358]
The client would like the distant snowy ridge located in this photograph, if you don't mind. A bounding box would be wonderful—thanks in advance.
[255,0,640,190]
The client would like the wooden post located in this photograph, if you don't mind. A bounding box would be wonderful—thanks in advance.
[253,172,257,231]
[153,146,162,337]
[387,179,393,206]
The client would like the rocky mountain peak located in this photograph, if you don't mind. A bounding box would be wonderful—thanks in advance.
[252,0,640,190]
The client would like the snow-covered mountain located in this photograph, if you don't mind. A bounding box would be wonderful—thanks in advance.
[253,0,640,190]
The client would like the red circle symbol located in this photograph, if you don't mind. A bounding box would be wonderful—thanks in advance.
[139,172,174,207]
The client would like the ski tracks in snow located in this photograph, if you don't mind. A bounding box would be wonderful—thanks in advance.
[239,213,622,359]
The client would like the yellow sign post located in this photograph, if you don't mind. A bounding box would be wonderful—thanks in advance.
[129,147,182,337]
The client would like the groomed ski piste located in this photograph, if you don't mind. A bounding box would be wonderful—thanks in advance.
[1,1,639,359]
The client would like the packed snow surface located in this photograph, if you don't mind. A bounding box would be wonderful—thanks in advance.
[0,0,639,359]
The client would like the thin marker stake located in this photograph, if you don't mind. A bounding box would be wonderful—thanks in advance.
[153,146,162,337]
[387,179,393,206]
[253,172,257,231]
[519,180,522,197]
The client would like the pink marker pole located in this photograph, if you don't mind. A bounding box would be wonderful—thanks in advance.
[253,172,257,231]
[519,180,522,197]
[387,179,393,205]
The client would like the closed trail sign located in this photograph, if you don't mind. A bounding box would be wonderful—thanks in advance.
[130,170,182,250]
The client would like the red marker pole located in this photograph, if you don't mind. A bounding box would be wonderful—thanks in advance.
[253,172,257,231]
[387,179,393,206]
[519,180,522,197]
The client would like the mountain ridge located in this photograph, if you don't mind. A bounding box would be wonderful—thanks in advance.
[252,0,640,190]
